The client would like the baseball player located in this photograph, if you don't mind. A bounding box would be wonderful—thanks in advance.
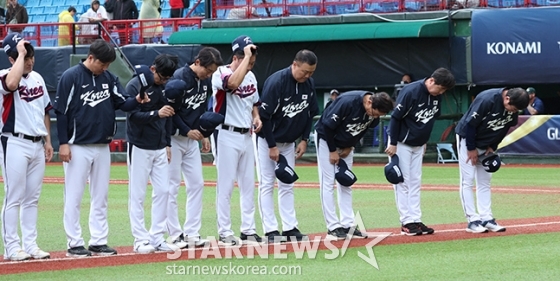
[315,91,394,240]
[54,39,150,257]
[166,47,223,249]
[0,33,53,261]
[522,87,544,115]
[126,60,180,253]
[385,68,455,236]
[212,35,262,246]
[256,49,319,243]
[455,88,529,233]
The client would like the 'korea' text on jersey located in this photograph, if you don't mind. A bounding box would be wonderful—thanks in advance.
[171,66,212,135]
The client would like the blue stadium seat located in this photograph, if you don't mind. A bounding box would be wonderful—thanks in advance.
[286,0,322,15]
[65,0,79,6]
[23,26,37,37]
[46,14,59,22]
[40,25,53,36]
[27,0,41,7]
[44,6,57,14]
[42,38,58,47]
[40,0,54,7]
[30,6,44,14]
[57,5,68,13]
[161,8,171,18]
[161,0,170,9]
[31,15,47,23]
[364,1,399,12]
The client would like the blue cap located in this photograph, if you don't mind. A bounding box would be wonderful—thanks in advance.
[384,155,404,184]
[198,112,224,138]
[3,33,26,55]
[164,79,187,105]
[336,159,357,186]
[275,154,299,184]
[232,35,256,54]
[479,153,501,173]
[133,65,154,88]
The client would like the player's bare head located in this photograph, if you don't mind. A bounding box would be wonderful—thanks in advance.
[369,92,394,116]
[88,39,116,64]
[291,50,317,83]
[153,54,179,82]
[192,47,223,79]
[430,67,455,90]
[505,87,530,112]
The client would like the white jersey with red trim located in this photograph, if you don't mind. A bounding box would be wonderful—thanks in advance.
[0,69,51,136]
[211,65,259,129]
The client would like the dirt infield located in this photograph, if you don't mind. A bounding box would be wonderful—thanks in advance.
[1,216,559,275]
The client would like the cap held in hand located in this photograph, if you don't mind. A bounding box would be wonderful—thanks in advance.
[197,112,224,138]
[335,159,357,186]
[163,79,187,105]
[275,154,299,184]
[134,65,154,88]
[384,155,404,184]
[479,152,501,173]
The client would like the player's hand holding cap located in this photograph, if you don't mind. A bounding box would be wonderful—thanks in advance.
[275,154,299,184]
[384,155,404,184]
[197,112,224,138]
[232,35,257,55]
[336,159,357,186]
[3,32,27,55]
[163,79,187,108]
[479,152,501,173]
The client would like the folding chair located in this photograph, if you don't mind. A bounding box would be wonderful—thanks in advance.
[436,143,458,164]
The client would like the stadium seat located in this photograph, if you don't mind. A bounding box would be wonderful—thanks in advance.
[46,14,59,22]
[30,7,44,15]
[323,0,361,15]
[364,1,400,12]
[42,38,58,47]
[286,0,322,15]
[32,15,47,23]
[65,0,79,6]
[40,0,54,7]
[44,6,57,14]
[27,0,41,7]
[161,8,171,18]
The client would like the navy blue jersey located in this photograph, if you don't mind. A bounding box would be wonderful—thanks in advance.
[53,63,132,144]
[125,79,170,150]
[171,65,211,135]
[388,79,441,146]
[455,88,518,150]
[315,91,380,151]
[522,96,544,115]
[257,66,319,146]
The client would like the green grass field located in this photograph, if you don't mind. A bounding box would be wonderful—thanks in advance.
[2,163,560,280]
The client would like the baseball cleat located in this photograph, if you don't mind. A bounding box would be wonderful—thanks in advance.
[265,230,287,244]
[134,242,156,254]
[66,246,92,257]
[327,227,347,240]
[8,250,31,261]
[240,233,263,245]
[30,249,50,259]
[88,244,117,256]
[282,228,308,242]
[218,235,239,246]
[155,242,180,252]
[466,220,489,233]
[482,219,506,232]
[343,227,368,239]
[417,222,435,235]
[401,223,422,236]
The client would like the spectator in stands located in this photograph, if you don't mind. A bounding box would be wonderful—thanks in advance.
[139,0,163,43]
[111,0,139,44]
[170,0,190,18]
[6,0,28,33]
[104,0,114,20]
[227,6,258,19]
[392,73,412,101]
[58,6,77,46]
[522,87,545,115]
[79,0,109,44]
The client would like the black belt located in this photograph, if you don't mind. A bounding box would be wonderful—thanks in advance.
[9,133,43,142]
[221,125,250,134]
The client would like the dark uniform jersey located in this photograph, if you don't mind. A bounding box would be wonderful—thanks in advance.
[257,66,319,147]
[388,79,441,146]
[53,63,133,144]
[171,65,211,136]
[125,79,170,150]
[455,88,518,151]
[315,91,380,151]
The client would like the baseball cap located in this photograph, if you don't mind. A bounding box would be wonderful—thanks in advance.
[335,159,357,186]
[330,89,339,96]
[3,33,26,55]
[526,87,536,94]
[384,155,404,184]
[231,35,257,54]
[479,153,501,173]
[91,0,100,5]
[275,154,299,184]
[164,79,187,105]
[197,112,224,138]
[133,65,154,88]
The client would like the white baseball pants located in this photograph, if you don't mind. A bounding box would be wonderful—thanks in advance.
[392,142,424,225]
[167,135,204,239]
[63,144,111,248]
[215,129,257,237]
[255,137,298,234]
[316,136,355,231]
[1,136,45,258]
[456,136,494,222]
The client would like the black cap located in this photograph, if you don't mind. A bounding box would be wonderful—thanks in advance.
[335,159,357,186]
[479,153,501,173]
[197,112,224,138]
[275,154,299,184]
[384,155,404,184]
